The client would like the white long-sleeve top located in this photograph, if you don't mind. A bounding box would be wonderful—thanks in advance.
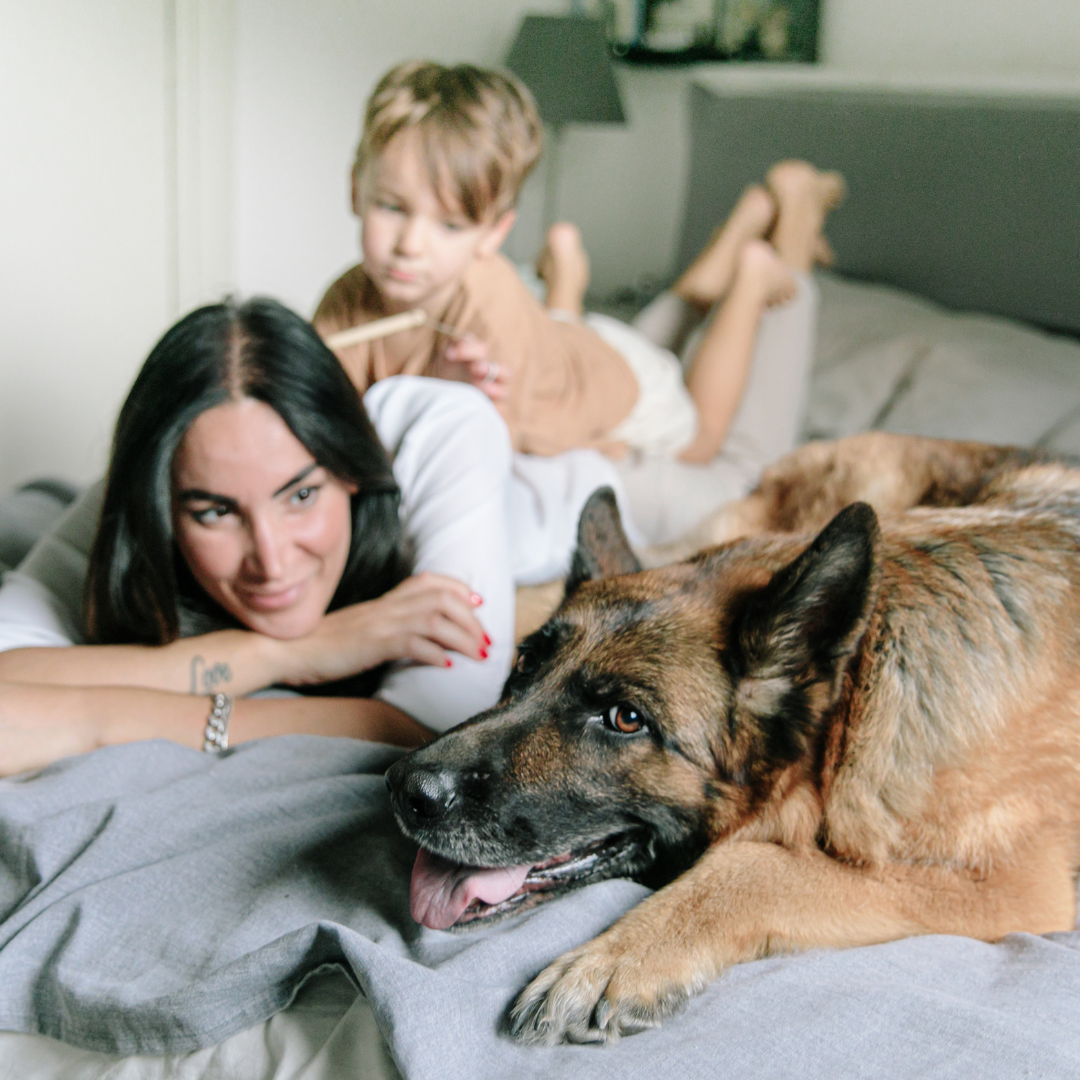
[0,377,634,733]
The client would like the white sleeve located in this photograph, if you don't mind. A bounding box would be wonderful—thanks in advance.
[363,377,515,733]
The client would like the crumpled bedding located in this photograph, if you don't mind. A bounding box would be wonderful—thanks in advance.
[1,737,1080,1080]
[806,272,1080,451]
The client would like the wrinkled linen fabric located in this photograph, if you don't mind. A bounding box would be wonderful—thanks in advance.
[2,737,1080,1079]
[0,970,400,1080]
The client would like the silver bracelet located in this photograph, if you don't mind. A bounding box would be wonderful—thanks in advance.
[202,692,233,753]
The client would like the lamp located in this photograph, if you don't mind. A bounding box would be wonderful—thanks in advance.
[506,14,627,230]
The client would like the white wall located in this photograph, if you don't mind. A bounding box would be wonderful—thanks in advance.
[0,2,172,489]
[822,0,1080,79]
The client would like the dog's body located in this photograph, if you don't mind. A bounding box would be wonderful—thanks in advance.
[388,433,1080,1044]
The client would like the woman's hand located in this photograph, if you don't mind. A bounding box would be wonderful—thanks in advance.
[438,336,512,403]
[280,572,491,687]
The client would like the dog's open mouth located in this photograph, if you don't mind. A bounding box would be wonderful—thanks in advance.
[410,832,641,930]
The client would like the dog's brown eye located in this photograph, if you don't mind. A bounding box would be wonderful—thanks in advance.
[515,649,537,676]
[608,704,643,734]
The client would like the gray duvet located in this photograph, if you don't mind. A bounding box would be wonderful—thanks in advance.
[1,735,1079,1079]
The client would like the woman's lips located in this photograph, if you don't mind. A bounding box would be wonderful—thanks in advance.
[236,581,307,612]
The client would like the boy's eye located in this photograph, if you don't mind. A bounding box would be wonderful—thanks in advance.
[376,198,404,213]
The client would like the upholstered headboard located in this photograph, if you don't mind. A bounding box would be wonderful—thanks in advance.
[678,71,1080,334]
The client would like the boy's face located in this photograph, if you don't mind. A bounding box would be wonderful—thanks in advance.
[357,130,515,312]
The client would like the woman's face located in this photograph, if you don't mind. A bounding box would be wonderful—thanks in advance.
[171,398,355,639]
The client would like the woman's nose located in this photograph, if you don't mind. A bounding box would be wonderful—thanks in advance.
[246,515,286,580]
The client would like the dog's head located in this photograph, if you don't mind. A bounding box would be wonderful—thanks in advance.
[386,489,881,929]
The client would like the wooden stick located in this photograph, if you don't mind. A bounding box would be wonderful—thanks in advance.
[324,308,427,349]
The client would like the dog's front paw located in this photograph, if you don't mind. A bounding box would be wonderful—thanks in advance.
[507,933,696,1045]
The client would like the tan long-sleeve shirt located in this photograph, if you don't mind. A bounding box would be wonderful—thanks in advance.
[312,254,638,456]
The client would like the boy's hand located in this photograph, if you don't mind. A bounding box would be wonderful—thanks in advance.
[441,336,511,403]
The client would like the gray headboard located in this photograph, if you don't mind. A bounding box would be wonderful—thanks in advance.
[678,75,1080,334]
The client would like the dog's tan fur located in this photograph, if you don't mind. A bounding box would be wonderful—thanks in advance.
[502,434,1080,1041]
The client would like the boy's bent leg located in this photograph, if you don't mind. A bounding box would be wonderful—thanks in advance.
[615,271,817,547]
[719,270,818,479]
[678,241,796,465]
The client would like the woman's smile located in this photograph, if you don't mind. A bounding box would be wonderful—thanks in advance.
[235,581,309,611]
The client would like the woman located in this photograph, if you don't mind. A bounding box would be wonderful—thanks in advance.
[0,297,614,774]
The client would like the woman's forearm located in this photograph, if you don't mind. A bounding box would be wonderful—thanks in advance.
[0,630,290,696]
[228,695,431,747]
[0,681,430,777]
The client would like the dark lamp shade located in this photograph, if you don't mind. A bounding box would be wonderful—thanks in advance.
[506,15,626,126]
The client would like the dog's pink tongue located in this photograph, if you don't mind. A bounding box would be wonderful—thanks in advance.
[410,848,532,930]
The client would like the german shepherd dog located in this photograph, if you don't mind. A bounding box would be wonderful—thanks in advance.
[386,433,1080,1045]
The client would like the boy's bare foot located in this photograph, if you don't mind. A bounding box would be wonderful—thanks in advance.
[766,161,846,273]
[739,238,798,307]
[538,222,590,317]
[674,184,776,312]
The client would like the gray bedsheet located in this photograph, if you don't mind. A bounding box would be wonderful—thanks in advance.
[1,736,1079,1079]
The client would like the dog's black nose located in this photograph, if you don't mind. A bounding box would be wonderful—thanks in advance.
[394,766,458,823]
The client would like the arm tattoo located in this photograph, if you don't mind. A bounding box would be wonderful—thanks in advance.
[189,655,233,695]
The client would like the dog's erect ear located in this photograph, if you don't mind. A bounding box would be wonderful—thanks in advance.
[564,487,642,597]
[737,501,881,697]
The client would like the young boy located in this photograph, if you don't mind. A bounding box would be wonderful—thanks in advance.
[314,60,842,463]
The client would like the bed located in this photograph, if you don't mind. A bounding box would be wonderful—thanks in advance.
[2,74,1080,1079]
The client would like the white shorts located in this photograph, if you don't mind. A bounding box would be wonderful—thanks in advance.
[584,313,698,457]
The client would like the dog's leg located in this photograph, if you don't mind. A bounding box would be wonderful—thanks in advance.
[509,835,1075,1044]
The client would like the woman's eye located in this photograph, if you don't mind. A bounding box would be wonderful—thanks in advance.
[606,704,644,735]
[442,219,466,232]
[192,504,231,525]
[290,485,319,506]
[376,198,403,213]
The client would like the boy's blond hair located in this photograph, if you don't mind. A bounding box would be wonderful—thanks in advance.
[354,60,542,222]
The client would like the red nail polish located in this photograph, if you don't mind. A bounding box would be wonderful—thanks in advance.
[444,658,453,668]
[482,633,492,647]
[479,647,489,660]
[469,593,483,606]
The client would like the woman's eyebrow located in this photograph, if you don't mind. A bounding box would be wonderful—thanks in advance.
[272,463,319,498]
[176,465,318,505]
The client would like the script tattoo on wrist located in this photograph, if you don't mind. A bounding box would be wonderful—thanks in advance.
[189,655,233,695]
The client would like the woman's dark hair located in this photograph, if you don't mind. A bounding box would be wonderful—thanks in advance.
[86,297,410,646]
